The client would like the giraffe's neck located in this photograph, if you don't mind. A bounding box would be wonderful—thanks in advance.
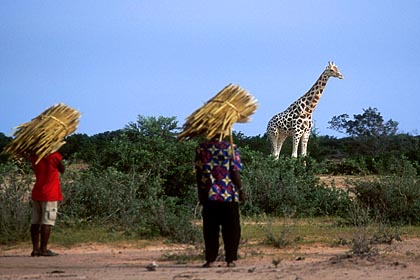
[294,71,330,114]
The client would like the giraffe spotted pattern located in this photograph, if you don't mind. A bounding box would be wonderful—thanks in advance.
[267,62,343,159]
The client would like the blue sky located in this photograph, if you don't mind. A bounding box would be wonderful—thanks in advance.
[1,1,420,138]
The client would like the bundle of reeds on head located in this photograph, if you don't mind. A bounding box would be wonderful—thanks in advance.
[177,83,258,142]
[3,103,80,164]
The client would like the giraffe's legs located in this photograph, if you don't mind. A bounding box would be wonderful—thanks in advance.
[275,134,287,160]
[300,131,310,157]
[291,133,302,158]
[268,133,279,159]
[269,133,287,160]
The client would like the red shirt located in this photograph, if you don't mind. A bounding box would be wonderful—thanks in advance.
[30,152,63,201]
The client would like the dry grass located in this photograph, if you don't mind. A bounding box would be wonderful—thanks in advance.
[178,83,258,141]
[3,103,80,163]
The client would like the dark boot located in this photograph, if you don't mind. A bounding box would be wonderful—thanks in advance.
[30,224,40,256]
[39,225,58,256]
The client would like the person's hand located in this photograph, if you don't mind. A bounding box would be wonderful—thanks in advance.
[198,191,208,205]
[238,189,245,202]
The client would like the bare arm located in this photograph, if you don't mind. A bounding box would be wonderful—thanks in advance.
[196,168,209,205]
[231,170,245,202]
[58,161,65,174]
[231,170,242,190]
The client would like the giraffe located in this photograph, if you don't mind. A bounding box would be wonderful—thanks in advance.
[267,62,343,159]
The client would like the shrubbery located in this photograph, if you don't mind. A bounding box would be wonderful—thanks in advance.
[0,162,33,243]
[1,115,420,244]
[240,148,350,217]
[347,157,420,225]
[60,166,201,243]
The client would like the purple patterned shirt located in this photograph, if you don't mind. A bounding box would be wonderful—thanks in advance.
[195,140,242,202]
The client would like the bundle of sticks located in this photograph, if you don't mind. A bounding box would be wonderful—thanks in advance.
[3,103,80,164]
[178,83,258,141]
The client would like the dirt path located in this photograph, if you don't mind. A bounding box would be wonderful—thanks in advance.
[2,238,420,280]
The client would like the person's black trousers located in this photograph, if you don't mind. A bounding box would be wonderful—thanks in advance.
[202,201,241,263]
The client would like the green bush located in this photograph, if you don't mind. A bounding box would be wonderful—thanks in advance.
[239,148,350,217]
[60,166,201,243]
[348,158,420,225]
[61,167,161,224]
[0,162,33,243]
[141,197,202,243]
[324,157,369,175]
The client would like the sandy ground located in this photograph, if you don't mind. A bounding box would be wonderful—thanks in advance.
[1,238,420,280]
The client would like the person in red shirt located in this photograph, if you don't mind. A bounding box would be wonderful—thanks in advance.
[29,151,65,257]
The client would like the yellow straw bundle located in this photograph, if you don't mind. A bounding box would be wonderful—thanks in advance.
[3,103,80,164]
[178,83,258,141]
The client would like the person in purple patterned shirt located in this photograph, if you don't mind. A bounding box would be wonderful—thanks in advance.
[195,135,244,268]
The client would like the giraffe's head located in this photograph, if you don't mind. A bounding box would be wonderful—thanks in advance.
[325,61,344,79]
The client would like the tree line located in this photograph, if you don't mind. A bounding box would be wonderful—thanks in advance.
[1,107,419,174]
